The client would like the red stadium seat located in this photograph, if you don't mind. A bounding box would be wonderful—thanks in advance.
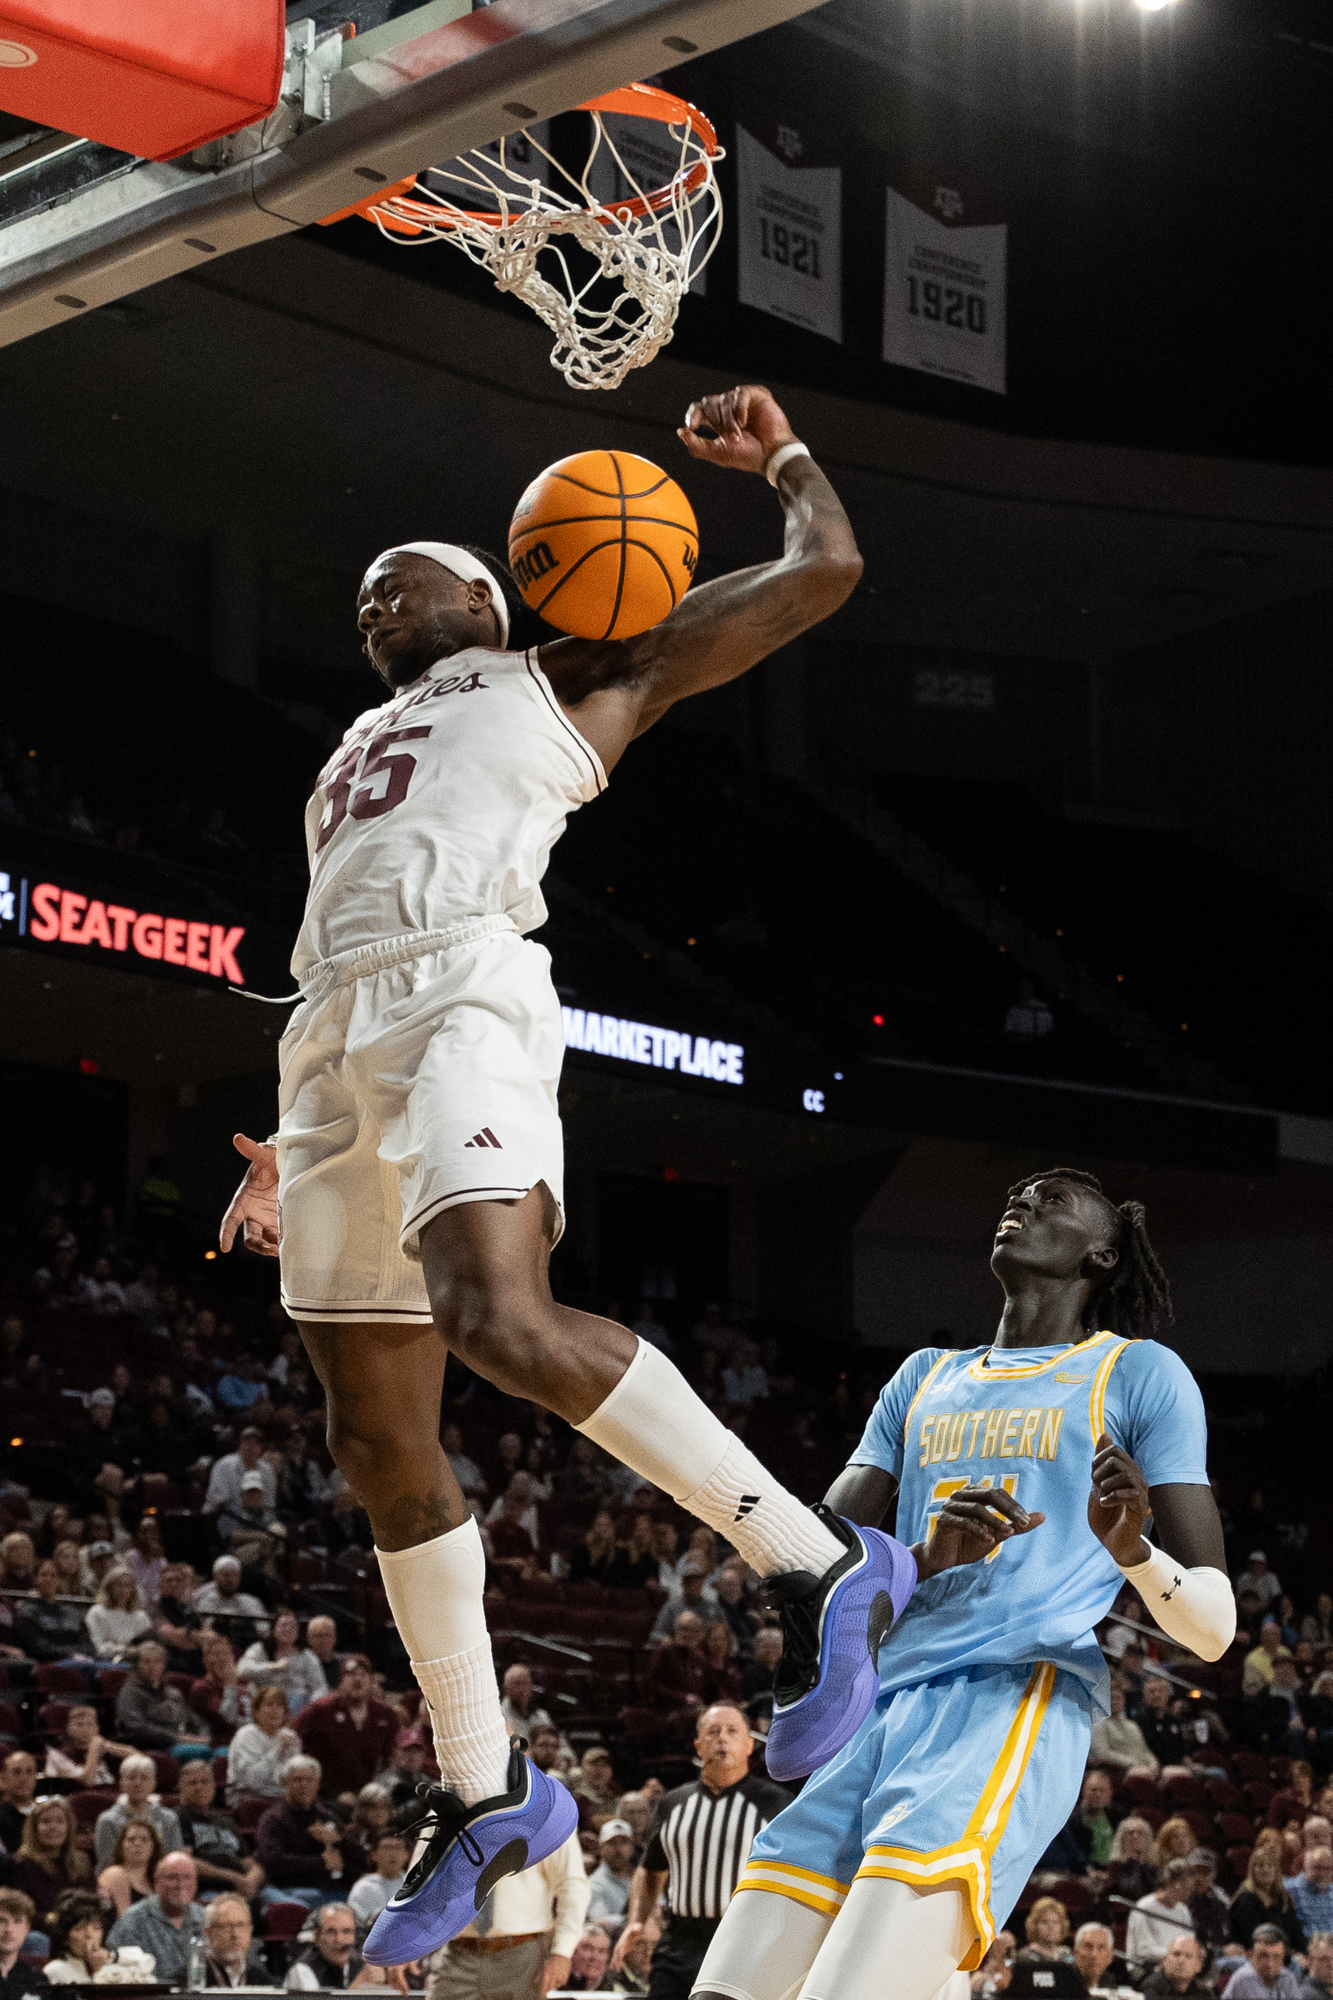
[0,1699,21,1741]
[37,1698,76,1734]
[1050,1878,1095,1916]
[1231,1751,1268,1784]
[1163,1774,1205,1810]
[69,1788,117,1833]
[1217,1811,1256,1846]
[1183,1809,1217,1844]
[97,1667,129,1699]
[1245,1780,1275,1814]
[1226,1845,1255,1886]
[1206,1779,1248,1815]
[151,1753,179,1793]
[1121,1773,1160,1810]
[263,1903,310,1940]
[1137,1804,1165,1830]
[232,1797,271,1831]
[34,1664,89,1694]
[1269,1757,1292,1784]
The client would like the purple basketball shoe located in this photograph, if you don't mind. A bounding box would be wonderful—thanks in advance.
[764,1506,918,1782]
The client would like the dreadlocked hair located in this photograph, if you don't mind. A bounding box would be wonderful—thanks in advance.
[1007,1167,1173,1339]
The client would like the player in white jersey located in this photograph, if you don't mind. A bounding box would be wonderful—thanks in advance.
[218,386,931,1965]
[692,1169,1235,2000]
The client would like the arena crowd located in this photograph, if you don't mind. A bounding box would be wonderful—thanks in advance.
[0,1161,1327,1998]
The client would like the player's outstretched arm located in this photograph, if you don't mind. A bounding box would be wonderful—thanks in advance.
[219,1132,280,1258]
[1089,1434,1234,1660]
[539,385,861,769]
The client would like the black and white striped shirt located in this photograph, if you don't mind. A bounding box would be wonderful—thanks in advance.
[643,1774,791,1920]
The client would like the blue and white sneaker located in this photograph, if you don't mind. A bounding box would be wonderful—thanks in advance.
[362,1742,578,1966]
[764,1505,918,1782]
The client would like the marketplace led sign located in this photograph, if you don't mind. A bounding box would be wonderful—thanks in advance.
[0,869,246,983]
[562,1006,744,1085]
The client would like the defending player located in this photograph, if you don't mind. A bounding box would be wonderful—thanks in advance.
[219,387,914,1963]
[692,1168,1236,2000]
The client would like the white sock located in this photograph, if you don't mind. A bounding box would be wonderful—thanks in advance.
[575,1340,844,1579]
[375,1517,511,1805]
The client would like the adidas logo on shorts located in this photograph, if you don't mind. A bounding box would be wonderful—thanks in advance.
[464,1127,503,1148]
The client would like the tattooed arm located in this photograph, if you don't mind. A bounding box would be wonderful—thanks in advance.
[537,386,862,775]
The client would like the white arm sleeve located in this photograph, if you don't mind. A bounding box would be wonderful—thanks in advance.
[1117,1543,1236,1662]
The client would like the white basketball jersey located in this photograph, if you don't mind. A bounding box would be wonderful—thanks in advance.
[292,647,607,977]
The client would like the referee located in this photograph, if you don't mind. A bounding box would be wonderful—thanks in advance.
[610,1703,790,2000]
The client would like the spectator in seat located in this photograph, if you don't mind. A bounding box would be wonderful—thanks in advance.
[350,1786,394,1855]
[441,1426,487,1501]
[122,1519,167,1614]
[556,1436,613,1507]
[615,1792,652,1851]
[1246,1619,1292,1699]
[0,1752,37,1856]
[173,1756,265,1903]
[376,1731,428,1816]
[1017,1897,1074,1967]
[1290,1850,1333,1940]
[284,1903,374,1990]
[1105,1815,1159,1906]
[711,1564,757,1658]
[499,1663,554,1740]
[609,1909,660,1993]
[1271,1765,1319,1832]
[1144,1934,1211,1996]
[203,1430,276,1517]
[191,1557,266,1645]
[1127,1859,1198,1981]
[44,1704,133,1787]
[572,1746,620,1822]
[106,1851,206,1987]
[43,1887,117,1983]
[1298,1932,1333,1999]
[587,1818,637,1925]
[721,1341,768,1409]
[227,1685,301,1803]
[275,1433,334,1517]
[79,1258,127,1316]
[1091,1675,1159,1776]
[190,1632,243,1746]
[485,1475,542,1570]
[11,1797,91,1907]
[0,1532,36,1593]
[155,1565,206,1677]
[294,1657,398,1802]
[743,1627,785,1706]
[0,1888,45,2000]
[1237,1554,1283,1611]
[611,1514,659,1593]
[646,1609,710,1708]
[1154,1818,1199,1870]
[13,1559,91,1663]
[1071,1922,1129,1994]
[97,1817,163,1920]
[566,1924,614,1992]
[569,1510,619,1587]
[1136,1670,1186,1769]
[1262,1660,1316,1760]
[1040,1767,1121,1874]
[347,1833,409,1937]
[76,1538,118,1601]
[215,1474,287,1576]
[1221,1924,1303,1999]
[237,1609,326,1715]
[94,1753,183,1867]
[200,1892,269,1987]
[256,1761,364,1913]
[701,1620,744,1704]
[1187,1846,1231,1959]
[306,1616,342,1681]
[527,1726,568,1788]
[86,1567,152,1660]
[1303,1601,1333,1651]
[649,1563,722,1645]
[133,1401,196,1484]
[114,1640,211,1751]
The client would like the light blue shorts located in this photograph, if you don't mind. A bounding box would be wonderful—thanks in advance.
[738,1662,1092,1970]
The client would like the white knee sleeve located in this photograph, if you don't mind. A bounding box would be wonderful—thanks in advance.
[798,1880,972,2000]
[692,1887,832,2000]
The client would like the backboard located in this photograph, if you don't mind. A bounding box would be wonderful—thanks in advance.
[0,0,823,351]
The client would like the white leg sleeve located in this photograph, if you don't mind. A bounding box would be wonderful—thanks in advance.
[796,1880,972,2000]
[692,1886,833,2000]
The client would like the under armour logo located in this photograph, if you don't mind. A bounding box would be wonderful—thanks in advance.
[933,185,964,220]
[1160,1573,1183,1600]
[464,1127,503,1148]
[734,1494,761,1522]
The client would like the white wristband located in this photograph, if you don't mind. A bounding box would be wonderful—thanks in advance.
[1116,1544,1236,1663]
[765,440,811,486]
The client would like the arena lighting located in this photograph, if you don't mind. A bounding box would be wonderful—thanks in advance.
[1134,0,1179,10]
[561,1005,744,1084]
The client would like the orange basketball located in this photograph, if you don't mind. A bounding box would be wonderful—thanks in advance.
[508,449,699,641]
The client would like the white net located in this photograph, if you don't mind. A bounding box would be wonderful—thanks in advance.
[358,86,723,393]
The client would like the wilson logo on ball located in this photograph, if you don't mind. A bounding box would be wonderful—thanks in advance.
[508,448,700,641]
[511,542,559,591]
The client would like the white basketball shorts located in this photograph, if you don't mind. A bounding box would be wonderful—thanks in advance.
[275,917,565,1324]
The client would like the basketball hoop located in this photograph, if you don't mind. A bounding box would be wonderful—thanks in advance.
[319,83,723,393]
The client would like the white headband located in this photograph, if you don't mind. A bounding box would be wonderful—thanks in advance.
[378,541,509,646]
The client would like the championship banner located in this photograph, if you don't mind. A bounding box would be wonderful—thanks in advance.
[736,123,842,343]
[882,184,1006,394]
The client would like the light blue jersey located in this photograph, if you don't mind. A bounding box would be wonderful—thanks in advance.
[849,1331,1208,1720]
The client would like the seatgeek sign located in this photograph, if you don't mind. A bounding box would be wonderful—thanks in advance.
[562,1005,744,1084]
[0,868,246,983]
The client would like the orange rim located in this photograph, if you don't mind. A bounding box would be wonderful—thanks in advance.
[321,80,718,234]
